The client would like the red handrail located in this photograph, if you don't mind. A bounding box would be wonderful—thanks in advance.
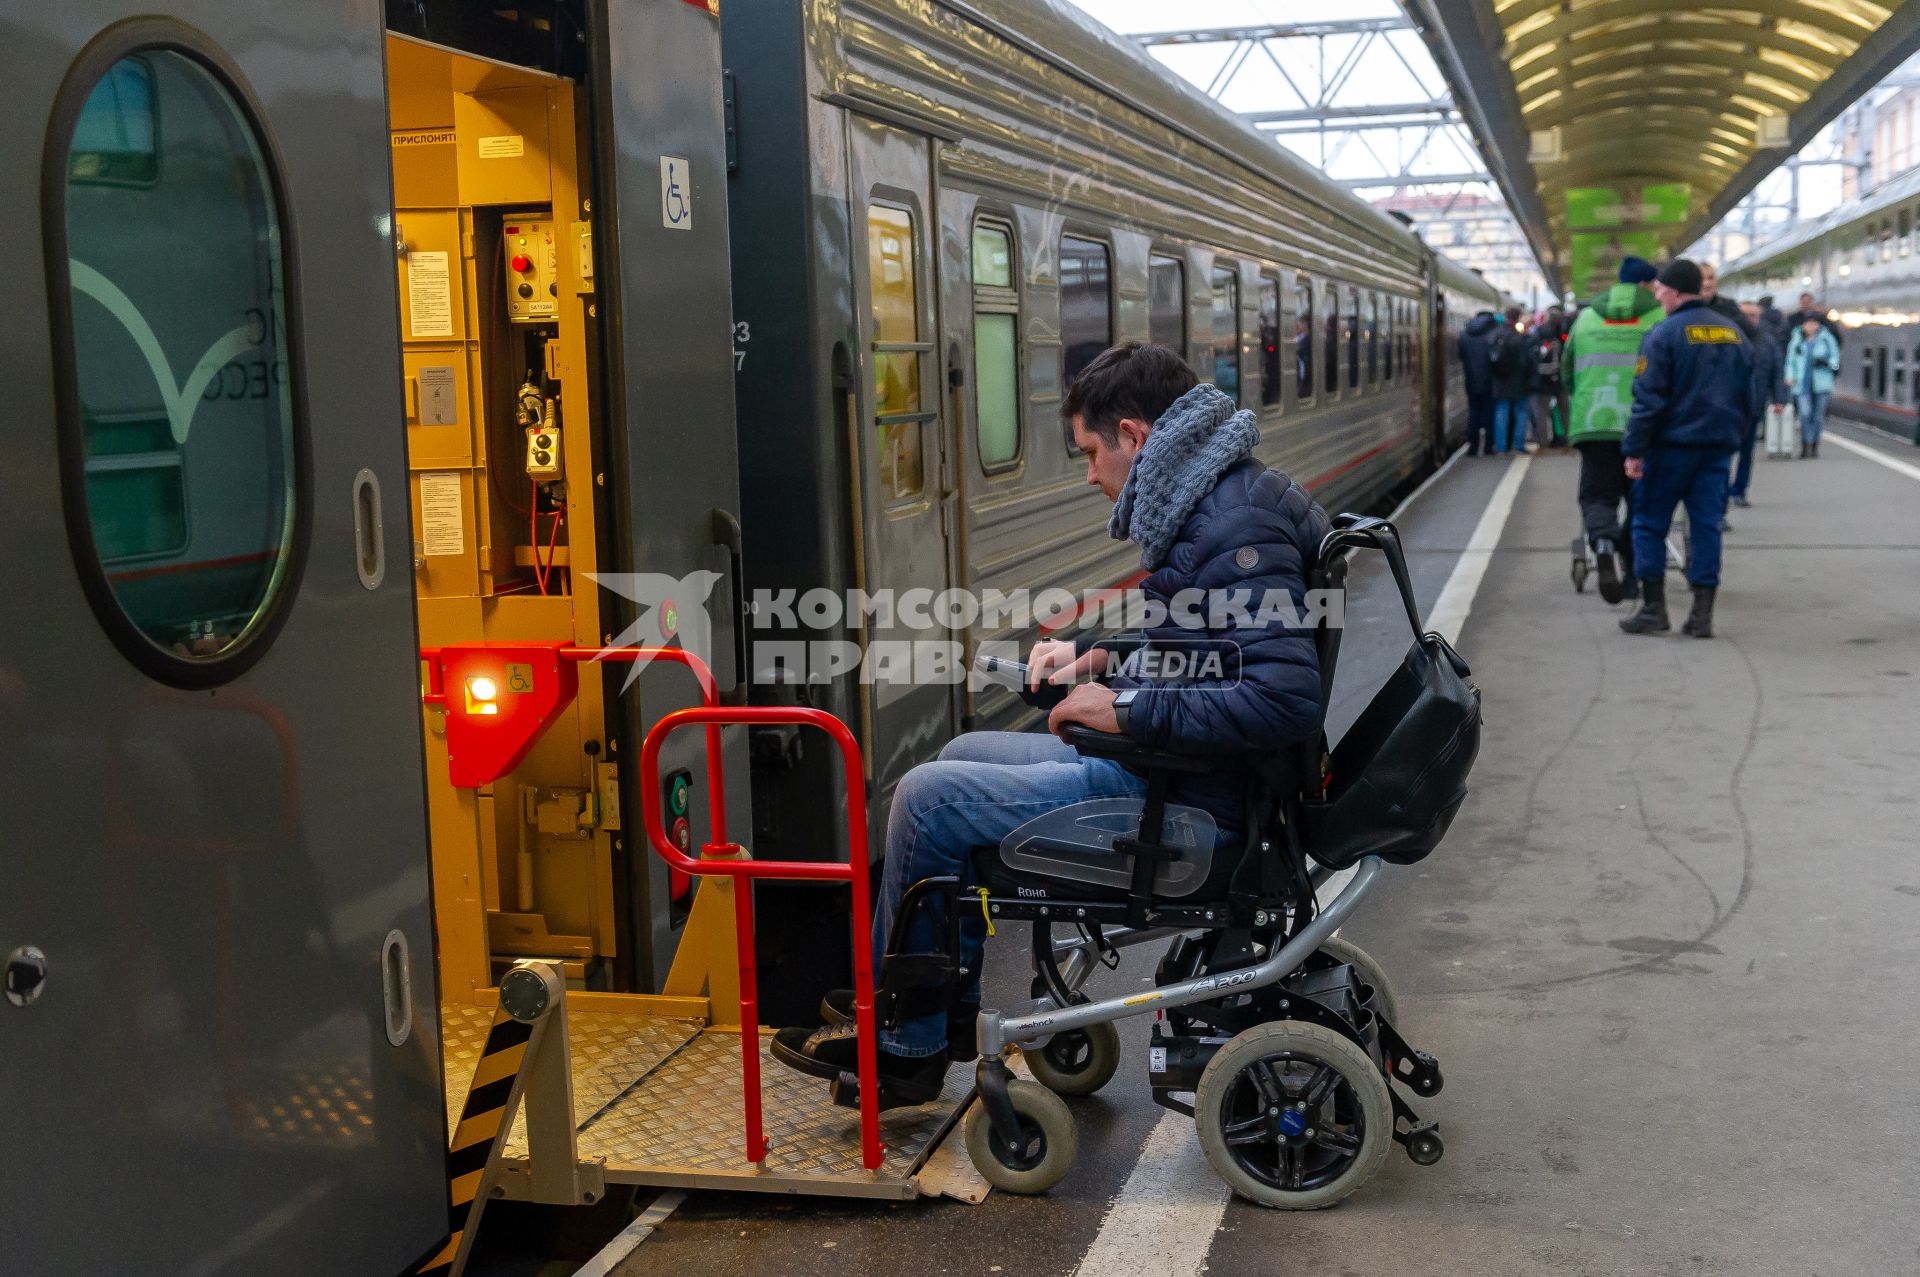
[609,649,882,1172]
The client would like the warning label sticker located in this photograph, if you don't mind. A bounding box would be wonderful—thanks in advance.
[419,472,465,557]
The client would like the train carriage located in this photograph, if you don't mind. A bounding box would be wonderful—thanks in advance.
[1724,169,1920,443]
[2,0,1500,1266]
[723,0,1499,895]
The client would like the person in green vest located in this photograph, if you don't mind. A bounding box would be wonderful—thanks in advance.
[1563,256,1665,604]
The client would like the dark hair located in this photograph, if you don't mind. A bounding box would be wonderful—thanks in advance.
[1061,341,1199,444]
[1504,305,1523,321]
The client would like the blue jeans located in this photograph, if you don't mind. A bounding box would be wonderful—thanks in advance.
[873,731,1145,1057]
[1493,397,1529,452]
[1798,390,1830,444]
[1631,447,1732,587]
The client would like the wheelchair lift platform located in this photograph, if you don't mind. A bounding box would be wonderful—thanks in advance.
[441,999,973,1201]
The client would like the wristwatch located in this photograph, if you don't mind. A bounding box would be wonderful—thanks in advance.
[1113,688,1139,735]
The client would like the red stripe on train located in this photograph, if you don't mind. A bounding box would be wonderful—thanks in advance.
[107,549,280,584]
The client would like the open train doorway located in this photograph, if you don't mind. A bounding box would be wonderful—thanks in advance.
[3,1,752,1269]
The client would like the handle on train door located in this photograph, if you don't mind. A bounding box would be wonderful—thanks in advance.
[711,507,749,706]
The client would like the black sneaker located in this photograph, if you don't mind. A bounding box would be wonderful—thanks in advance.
[819,988,979,1061]
[770,1023,949,1109]
[1732,495,1751,508]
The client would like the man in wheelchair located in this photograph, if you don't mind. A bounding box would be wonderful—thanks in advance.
[773,341,1334,1106]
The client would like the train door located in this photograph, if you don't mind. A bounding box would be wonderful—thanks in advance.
[1,3,444,1273]
[846,117,959,800]
[1431,288,1452,463]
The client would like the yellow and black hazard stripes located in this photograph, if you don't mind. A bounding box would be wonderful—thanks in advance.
[414,1011,535,1277]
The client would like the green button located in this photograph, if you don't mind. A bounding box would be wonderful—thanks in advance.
[669,774,690,817]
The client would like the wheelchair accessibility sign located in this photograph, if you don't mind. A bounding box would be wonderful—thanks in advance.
[660,155,692,231]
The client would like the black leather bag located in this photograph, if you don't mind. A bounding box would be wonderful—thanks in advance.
[1297,517,1481,869]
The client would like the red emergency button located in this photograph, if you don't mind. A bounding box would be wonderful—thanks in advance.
[511,253,532,273]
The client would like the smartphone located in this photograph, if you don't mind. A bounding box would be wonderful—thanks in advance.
[973,651,1068,710]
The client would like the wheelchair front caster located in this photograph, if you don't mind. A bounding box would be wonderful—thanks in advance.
[965,1075,1077,1194]
[1405,1126,1444,1166]
[1025,1021,1121,1097]
[1195,1021,1392,1210]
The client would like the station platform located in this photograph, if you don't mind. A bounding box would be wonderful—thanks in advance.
[594,421,1920,1277]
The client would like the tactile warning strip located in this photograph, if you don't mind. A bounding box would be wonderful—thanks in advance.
[577,1030,970,1196]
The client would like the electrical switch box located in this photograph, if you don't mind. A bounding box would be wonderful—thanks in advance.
[526,423,562,477]
[502,212,559,323]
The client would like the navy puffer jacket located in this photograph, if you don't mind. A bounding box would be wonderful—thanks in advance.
[1106,456,1331,826]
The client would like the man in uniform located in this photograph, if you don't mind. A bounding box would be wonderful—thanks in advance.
[1563,256,1663,603]
[1618,259,1755,639]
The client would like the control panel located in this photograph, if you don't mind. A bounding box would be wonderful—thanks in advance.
[502,212,559,323]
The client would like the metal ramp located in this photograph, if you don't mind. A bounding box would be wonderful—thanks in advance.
[441,1002,971,1201]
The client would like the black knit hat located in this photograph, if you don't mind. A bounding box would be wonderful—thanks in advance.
[1658,259,1704,295]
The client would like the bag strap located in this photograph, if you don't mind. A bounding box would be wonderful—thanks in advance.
[1317,514,1426,641]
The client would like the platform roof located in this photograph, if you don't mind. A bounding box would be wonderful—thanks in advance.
[1404,0,1920,295]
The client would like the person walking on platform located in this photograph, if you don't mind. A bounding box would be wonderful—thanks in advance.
[1757,296,1795,458]
[1786,291,1843,349]
[1700,262,1757,341]
[1458,307,1501,456]
[1490,306,1532,452]
[1729,299,1779,508]
[1618,259,1754,640]
[1528,306,1570,448]
[1785,316,1841,458]
[1563,256,1663,604]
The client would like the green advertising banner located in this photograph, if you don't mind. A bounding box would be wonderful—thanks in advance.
[1571,230,1661,300]
[1640,182,1690,224]
[1566,187,1623,230]
[1567,184,1690,231]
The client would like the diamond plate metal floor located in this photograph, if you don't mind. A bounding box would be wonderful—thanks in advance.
[440,1006,968,1198]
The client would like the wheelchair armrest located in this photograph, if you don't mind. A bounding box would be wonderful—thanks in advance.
[1059,723,1214,774]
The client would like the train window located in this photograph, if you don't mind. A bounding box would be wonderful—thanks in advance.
[972,220,1020,471]
[1367,295,1380,385]
[1258,273,1281,409]
[1210,264,1240,403]
[1059,234,1112,397]
[1383,300,1394,382]
[1347,289,1360,391]
[1323,283,1339,396]
[1293,276,1314,403]
[1149,253,1185,352]
[867,204,924,500]
[53,47,302,682]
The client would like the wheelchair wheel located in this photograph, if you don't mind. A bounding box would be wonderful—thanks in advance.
[1024,1021,1121,1097]
[964,1078,1077,1195]
[1195,1021,1392,1210]
[1317,935,1400,1026]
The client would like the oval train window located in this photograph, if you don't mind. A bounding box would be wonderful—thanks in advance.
[51,43,302,685]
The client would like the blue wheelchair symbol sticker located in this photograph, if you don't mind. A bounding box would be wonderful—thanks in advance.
[660,156,693,231]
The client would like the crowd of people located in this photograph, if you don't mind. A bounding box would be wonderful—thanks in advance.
[1457,257,1845,640]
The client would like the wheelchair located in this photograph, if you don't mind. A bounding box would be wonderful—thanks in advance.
[858,517,1454,1209]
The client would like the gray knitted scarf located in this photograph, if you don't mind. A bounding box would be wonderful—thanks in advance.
[1107,383,1261,570]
